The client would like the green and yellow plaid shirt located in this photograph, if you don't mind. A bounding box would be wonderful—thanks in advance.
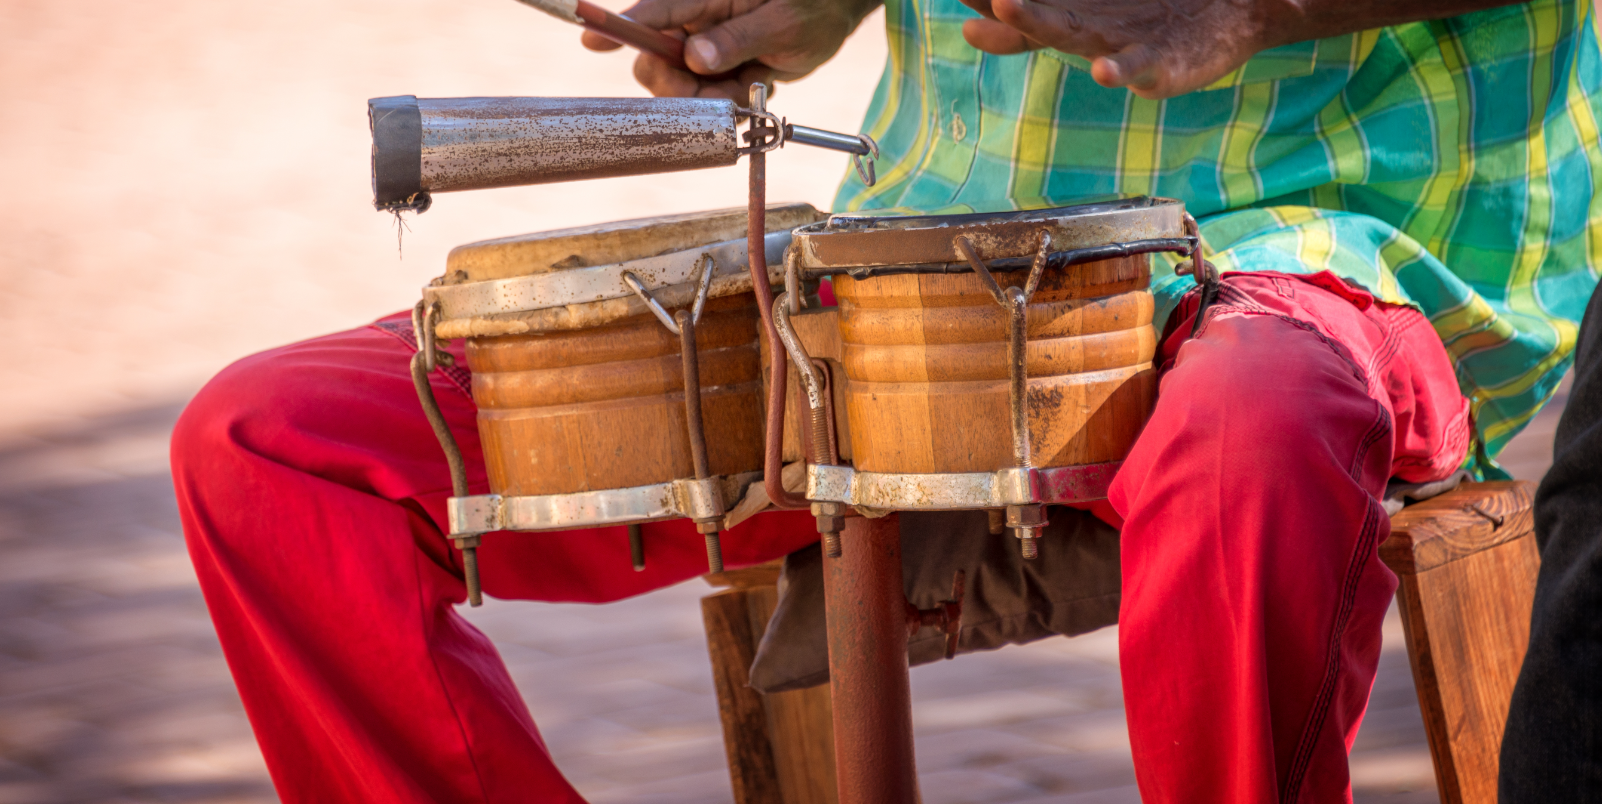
[833,0,1601,474]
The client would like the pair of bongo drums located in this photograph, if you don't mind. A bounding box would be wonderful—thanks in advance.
[416,196,1192,593]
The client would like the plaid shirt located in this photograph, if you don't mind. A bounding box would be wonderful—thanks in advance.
[832,0,1601,473]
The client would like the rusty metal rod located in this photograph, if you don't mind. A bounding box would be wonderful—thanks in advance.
[1005,288,1030,470]
[628,523,645,571]
[409,348,483,606]
[823,514,920,804]
[676,309,723,573]
[747,87,808,511]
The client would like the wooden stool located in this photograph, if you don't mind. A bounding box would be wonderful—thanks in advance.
[1382,479,1539,803]
[702,480,1540,804]
[702,563,838,804]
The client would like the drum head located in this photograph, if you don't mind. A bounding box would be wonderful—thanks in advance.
[427,202,823,338]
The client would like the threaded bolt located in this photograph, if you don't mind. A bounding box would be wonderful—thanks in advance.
[810,406,832,464]
[823,531,843,558]
[1020,536,1039,560]
[704,530,724,574]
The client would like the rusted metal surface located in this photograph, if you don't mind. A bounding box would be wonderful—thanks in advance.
[677,309,726,572]
[806,462,1123,510]
[414,97,740,193]
[745,86,808,511]
[409,300,482,606]
[906,570,965,660]
[824,514,920,804]
[793,197,1186,272]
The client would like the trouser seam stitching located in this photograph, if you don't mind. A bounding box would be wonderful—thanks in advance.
[1279,404,1390,803]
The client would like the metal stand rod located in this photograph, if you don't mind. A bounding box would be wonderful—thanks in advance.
[823,514,919,804]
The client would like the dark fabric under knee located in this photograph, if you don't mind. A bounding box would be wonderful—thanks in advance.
[1499,283,1601,803]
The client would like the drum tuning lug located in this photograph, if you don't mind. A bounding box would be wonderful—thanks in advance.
[986,508,1006,535]
[627,523,646,572]
[697,521,724,574]
[1005,504,1047,560]
[453,535,483,605]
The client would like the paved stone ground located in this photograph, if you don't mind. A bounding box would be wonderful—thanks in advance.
[0,379,1567,804]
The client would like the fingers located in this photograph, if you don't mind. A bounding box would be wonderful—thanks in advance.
[1090,43,1160,91]
[583,0,708,52]
[613,0,719,32]
[953,0,998,20]
[581,29,625,51]
[681,1,805,75]
[633,53,703,97]
[631,52,775,102]
[961,17,1039,55]
[989,0,1108,56]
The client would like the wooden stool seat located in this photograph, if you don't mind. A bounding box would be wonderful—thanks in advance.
[701,480,1540,804]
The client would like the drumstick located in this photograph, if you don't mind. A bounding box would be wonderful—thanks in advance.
[516,0,692,71]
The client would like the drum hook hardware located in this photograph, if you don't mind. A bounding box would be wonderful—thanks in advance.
[735,103,881,187]
[621,253,715,335]
[1174,213,1220,338]
[623,255,729,572]
[956,231,1053,558]
[850,134,879,187]
[774,289,848,556]
[410,300,484,606]
[783,247,806,314]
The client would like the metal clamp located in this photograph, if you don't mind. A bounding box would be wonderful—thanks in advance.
[424,229,791,324]
[1174,213,1220,338]
[447,473,756,536]
[954,233,1053,558]
[805,462,1121,510]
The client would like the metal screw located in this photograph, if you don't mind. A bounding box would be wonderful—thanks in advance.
[813,501,845,558]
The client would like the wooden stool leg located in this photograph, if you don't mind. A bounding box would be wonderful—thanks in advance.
[703,576,838,804]
[1383,481,1541,804]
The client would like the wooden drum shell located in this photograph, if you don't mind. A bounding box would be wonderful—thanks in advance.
[465,295,764,497]
[832,254,1156,475]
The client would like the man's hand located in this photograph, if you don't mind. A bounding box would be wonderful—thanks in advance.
[958,0,1523,100]
[581,0,883,102]
[958,0,1274,99]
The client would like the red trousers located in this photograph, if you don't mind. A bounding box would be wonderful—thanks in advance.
[172,271,1468,803]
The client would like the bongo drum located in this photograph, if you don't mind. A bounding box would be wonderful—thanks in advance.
[784,197,1194,555]
[414,203,822,576]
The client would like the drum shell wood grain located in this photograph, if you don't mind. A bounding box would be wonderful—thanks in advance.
[465,294,764,496]
[832,255,1156,475]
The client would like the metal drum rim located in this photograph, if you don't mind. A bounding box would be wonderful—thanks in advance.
[792,195,1185,271]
